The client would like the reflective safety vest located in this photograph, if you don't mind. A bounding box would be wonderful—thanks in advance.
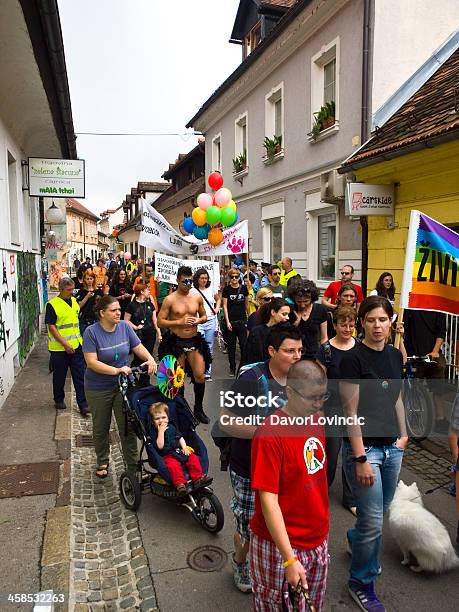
[279,268,299,286]
[48,296,83,352]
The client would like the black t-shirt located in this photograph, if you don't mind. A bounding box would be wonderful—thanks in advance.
[76,288,104,322]
[222,284,248,322]
[229,361,287,478]
[403,309,447,356]
[317,341,357,433]
[296,302,328,359]
[125,299,155,329]
[45,298,73,325]
[340,342,403,446]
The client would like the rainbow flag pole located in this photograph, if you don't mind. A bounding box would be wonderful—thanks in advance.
[400,210,459,315]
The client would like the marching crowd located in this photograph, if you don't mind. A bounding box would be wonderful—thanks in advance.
[44,253,459,612]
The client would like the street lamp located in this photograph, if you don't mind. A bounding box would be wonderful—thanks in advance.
[45,201,65,225]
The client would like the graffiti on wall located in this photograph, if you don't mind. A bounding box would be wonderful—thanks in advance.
[17,252,40,365]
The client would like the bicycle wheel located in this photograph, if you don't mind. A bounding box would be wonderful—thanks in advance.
[403,380,435,440]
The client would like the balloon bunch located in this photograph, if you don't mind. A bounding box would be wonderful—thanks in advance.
[183,172,238,246]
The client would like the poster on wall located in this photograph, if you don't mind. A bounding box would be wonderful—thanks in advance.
[0,252,19,358]
[28,157,85,198]
[155,253,220,294]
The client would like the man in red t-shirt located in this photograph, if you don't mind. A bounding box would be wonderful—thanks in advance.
[322,265,364,310]
[250,360,330,611]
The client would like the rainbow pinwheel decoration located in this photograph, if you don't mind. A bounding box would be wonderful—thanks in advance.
[157,355,185,399]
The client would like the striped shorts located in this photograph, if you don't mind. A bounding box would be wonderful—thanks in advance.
[249,533,329,611]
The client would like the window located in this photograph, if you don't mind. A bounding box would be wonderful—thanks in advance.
[212,133,222,172]
[265,83,284,142]
[234,113,248,174]
[310,37,340,140]
[30,198,39,250]
[270,222,283,264]
[317,213,336,281]
[8,151,20,244]
[244,21,261,59]
[323,59,336,104]
[80,219,83,235]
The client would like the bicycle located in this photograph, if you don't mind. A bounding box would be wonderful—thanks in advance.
[402,355,436,440]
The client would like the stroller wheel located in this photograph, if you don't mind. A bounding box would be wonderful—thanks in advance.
[119,471,142,511]
[192,490,224,533]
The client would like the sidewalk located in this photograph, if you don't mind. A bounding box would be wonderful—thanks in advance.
[0,338,457,611]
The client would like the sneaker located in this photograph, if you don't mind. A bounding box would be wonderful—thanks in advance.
[54,401,67,410]
[79,405,90,417]
[230,554,251,593]
[205,374,212,382]
[229,370,235,377]
[176,484,187,496]
[348,582,386,611]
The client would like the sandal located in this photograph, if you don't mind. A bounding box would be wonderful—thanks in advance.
[96,465,109,478]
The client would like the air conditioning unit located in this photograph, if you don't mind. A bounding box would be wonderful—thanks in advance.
[320,169,345,203]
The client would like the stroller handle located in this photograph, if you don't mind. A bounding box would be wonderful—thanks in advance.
[118,364,149,387]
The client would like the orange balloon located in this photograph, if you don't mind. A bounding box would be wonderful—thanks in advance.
[208,228,224,246]
[192,207,207,227]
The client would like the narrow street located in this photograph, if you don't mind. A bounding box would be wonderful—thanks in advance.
[0,336,457,611]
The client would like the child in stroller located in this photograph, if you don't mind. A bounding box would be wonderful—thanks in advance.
[149,402,207,494]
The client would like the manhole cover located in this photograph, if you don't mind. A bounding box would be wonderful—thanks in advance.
[187,545,227,572]
[75,432,118,447]
[0,462,60,498]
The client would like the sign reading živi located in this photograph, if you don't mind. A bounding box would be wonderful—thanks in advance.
[155,253,220,294]
[28,158,85,198]
[345,183,394,216]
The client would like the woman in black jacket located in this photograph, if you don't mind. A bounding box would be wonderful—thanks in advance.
[241,298,291,366]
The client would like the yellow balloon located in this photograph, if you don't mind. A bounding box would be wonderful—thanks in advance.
[227,200,237,211]
[192,207,207,227]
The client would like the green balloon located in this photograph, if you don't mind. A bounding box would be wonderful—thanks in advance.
[221,206,236,227]
[206,205,221,225]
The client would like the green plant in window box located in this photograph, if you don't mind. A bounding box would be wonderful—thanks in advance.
[232,149,247,174]
[263,135,282,161]
[309,101,336,140]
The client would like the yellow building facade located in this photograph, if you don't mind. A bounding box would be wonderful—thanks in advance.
[354,140,459,305]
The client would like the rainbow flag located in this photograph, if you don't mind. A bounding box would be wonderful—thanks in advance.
[400,210,459,315]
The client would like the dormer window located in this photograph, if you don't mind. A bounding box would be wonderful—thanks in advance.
[244,21,261,58]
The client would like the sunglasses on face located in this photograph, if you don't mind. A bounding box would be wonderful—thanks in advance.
[261,296,272,302]
[341,271,351,276]
[229,275,239,279]
[272,272,280,276]
[181,278,193,286]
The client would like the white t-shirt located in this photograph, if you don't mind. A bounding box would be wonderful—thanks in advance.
[192,287,216,319]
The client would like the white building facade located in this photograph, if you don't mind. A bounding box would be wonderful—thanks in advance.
[188,0,459,293]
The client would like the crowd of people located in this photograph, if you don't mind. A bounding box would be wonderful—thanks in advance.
[45,253,458,612]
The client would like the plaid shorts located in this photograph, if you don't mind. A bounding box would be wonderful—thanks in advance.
[249,533,329,612]
[229,470,255,544]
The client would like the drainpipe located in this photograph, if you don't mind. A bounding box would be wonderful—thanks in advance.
[360,0,371,296]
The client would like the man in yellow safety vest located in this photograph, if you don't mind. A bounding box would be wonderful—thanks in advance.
[45,277,88,415]
[279,257,300,286]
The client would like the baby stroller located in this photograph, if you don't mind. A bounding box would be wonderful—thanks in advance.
[118,367,224,533]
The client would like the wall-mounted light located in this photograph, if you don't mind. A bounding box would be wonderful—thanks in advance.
[45,201,65,225]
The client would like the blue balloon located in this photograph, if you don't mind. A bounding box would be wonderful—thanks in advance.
[193,224,210,240]
[183,216,195,234]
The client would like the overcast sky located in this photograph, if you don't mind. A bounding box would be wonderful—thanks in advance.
[58,0,241,216]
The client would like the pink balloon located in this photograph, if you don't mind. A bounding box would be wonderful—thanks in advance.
[124,252,131,261]
[197,192,213,210]
[214,188,232,207]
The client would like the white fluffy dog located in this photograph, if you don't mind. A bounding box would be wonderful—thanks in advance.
[389,480,459,573]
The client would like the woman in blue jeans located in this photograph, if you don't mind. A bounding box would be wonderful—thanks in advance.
[193,268,221,381]
[339,296,408,612]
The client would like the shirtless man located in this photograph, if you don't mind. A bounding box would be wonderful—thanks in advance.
[157,266,211,424]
